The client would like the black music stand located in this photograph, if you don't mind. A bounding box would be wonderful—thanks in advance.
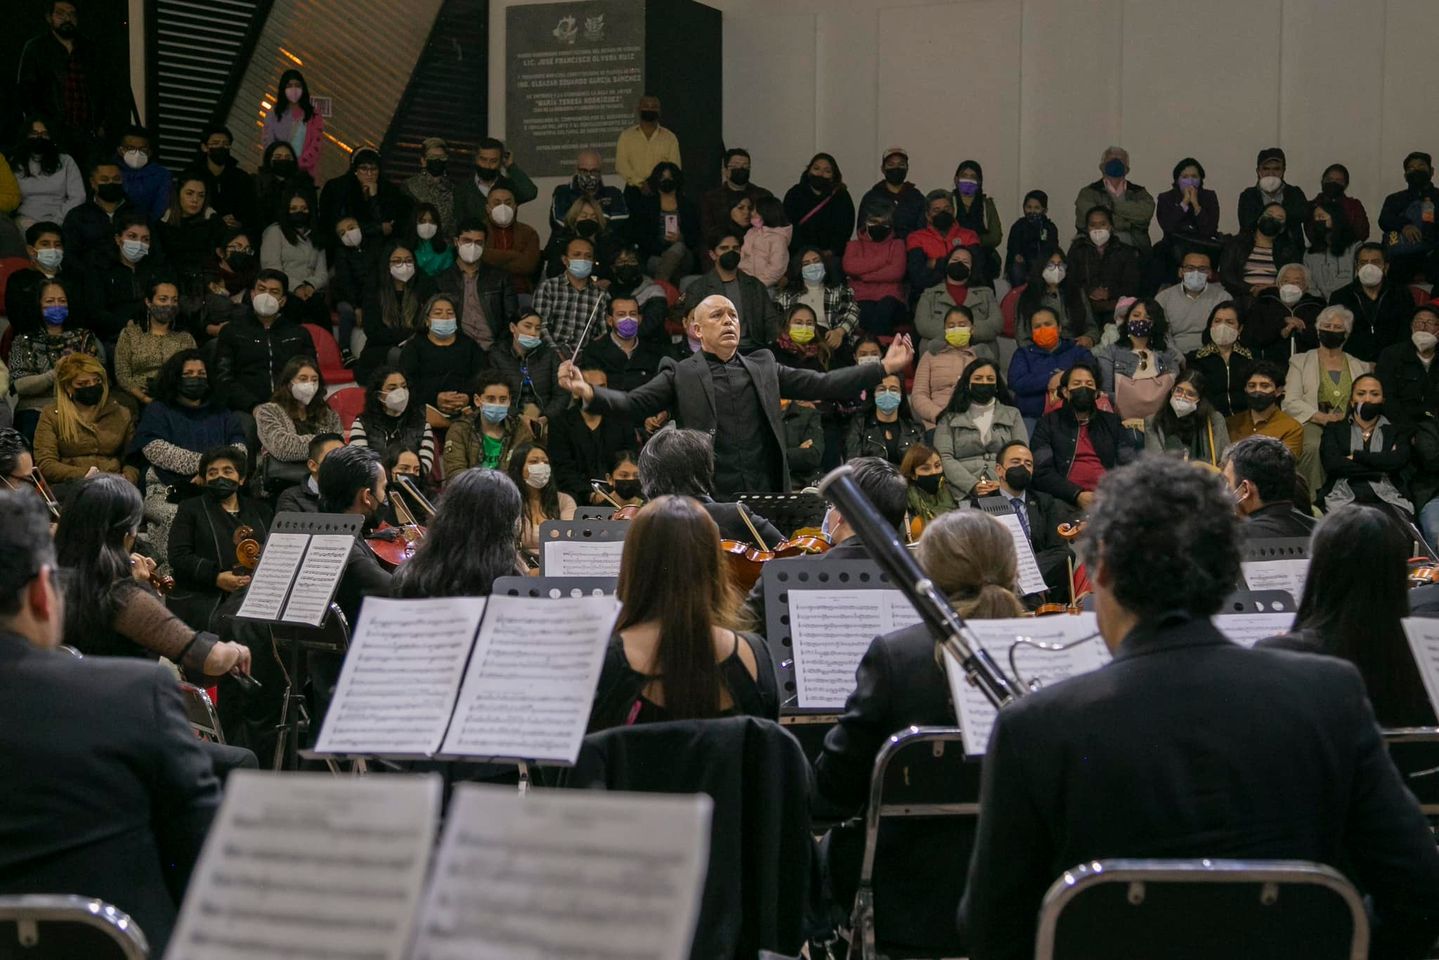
[1241,538,1311,561]
[491,576,618,597]
[536,519,629,575]
[736,492,828,538]
[1219,590,1297,613]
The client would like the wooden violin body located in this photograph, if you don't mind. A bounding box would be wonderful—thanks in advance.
[233,525,262,572]
[367,522,426,571]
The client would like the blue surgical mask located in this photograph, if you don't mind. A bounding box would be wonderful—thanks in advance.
[567,258,593,280]
[874,390,902,413]
[36,248,63,270]
[801,262,827,284]
[42,305,68,326]
[430,318,457,338]
[121,239,149,263]
[481,402,509,424]
[516,334,544,351]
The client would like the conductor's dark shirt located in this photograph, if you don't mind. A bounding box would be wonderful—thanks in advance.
[707,350,778,496]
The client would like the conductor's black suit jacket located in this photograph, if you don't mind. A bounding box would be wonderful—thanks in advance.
[960,613,1439,960]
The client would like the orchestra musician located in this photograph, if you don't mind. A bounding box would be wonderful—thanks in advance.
[637,427,783,546]
[392,468,527,598]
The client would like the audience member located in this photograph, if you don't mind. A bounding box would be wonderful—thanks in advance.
[1304,196,1360,299]
[355,242,435,383]
[934,360,1026,498]
[581,295,664,392]
[452,137,539,227]
[260,187,327,324]
[614,94,681,189]
[1226,360,1304,459]
[628,161,700,283]
[403,138,455,237]
[914,245,1000,359]
[443,370,533,475]
[254,357,341,471]
[275,432,343,515]
[1220,200,1302,305]
[952,161,1004,280]
[1314,162,1370,242]
[1378,150,1439,285]
[260,69,324,177]
[156,175,225,299]
[89,211,166,344]
[410,202,453,278]
[1140,369,1228,467]
[1330,242,1413,363]
[1243,261,1325,363]
[844,201,908,336]
[1283,304,1372,493]
[700,148,773,244]
[206,227,259,329]
[1222,434,1317,540]
[182,124,256,232]
[910,305,980,429]
[33,352,136,491]
[1094,298,1182,421]
[433,217,517,355]
[61,158,129,269]
[8,278,102,439]
[1008,307,1096,423]
[1014,249,1095,347]
[392,467,525,597]
[737,194,791,289]
[545,194,625,283]
[471,184,536,298]
[1003,189,1059,288]
[679,233,779,352]
[348,366,436,475]
[1236,147,1308,246]
[212,269,314,426]
[549,148,629,230]
[114,278,196,407]
[11,117,84,228]
[1067,205,1141,326]
[532,235,610,354]
[16,0,128,151]
[488,309,569,429]
[114,126,171,223]
[550,367,636,504]
[900,443,957,528]
[252,141,315,231]
[1072,146,1155,254]
[1376,305,1439,435]
[775,247,860,352]
[1030,360,1136,511]
[608,243,669,334]
[1319,373,1411,517]
[992,440,1072,596]
[1154,249,1228,354]
[1184,301,1253,418]
[1155,157,1221,256]
[781,399,824,488]
[507,441,576,560]
[856,147,924,239]
[398,293,486,425]
[5,220,77,337]
[783,152,855,262]
[906,189,981,294]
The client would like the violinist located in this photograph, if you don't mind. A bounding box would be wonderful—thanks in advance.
[607,449,644,508]
[382,447,429,526]
[636,427,783,546]
[1221,434,1317,540]
[989,440,1072,600]
[393,468,527,598]
[0,429,55,517]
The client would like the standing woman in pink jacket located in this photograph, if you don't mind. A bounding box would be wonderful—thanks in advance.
[843,200,908,335]
[261,70,325,178]
[739,196,792,290]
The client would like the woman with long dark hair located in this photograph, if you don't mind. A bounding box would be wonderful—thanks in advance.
[261,68,324,177]
[1015,248,1095,346]
[934,359,1026,499]
[254,355,341,467]
[253,141,316,231]
[1142,368,1229,467]
[355,242,435,383]
[505,441,576,560]
[782,152,855,262]
[12,116,83,227]
[259,185,328,324]
[392,468,526,598]
[587,495,779,731]
[55,473,250,679]
[349,366,435,474]
[1261,505,1434,727]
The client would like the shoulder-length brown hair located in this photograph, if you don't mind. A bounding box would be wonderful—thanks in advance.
[615,495,738,720]
[268,355,327,422]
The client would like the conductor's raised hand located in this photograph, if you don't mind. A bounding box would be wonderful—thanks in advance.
[557,360,594,403]
[882,333,914,375]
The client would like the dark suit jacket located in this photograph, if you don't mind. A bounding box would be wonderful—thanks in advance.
[1242,500,1317,540]
[678,270,782,351]
[1009,489,1072,596]
[0,633,221,956]
[960,613,1439,960]
[585,350,886,492]
[1030,407,1140,506]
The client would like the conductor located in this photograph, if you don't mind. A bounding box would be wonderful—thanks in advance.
[558,295,913,496]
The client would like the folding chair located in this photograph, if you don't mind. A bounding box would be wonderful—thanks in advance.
[851,726,979,960]
[1034,859,1368,960]
[0,895,149,959]
[176,682,224,743]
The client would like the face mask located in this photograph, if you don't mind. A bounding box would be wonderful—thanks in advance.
[205,477,240,501]
[1308,222,1329,244]
[717,250,741,272]
[1246,390,1276,412]
[639,109,660,123]
[867,224,891,241]
[425,158,447,177]
[291,381,319,404]
[1042,264,1066,284]
[36,248,63,270]
[489,202,515,227]
[945,326,972,348]
[913,473,942,495]
[207,146,230,164]
[481,403,509,424]
[1322,181,1345,198]
[1356,401,1385,421]
[55,21,77,38]
[614,479,642,500]
[122,149,147,169]
[416,222,438,240]
[1358,263,1384,287]
[252,292,281,317]
[120,239,149,263]
[956,178,979,197]
[517,334,544,351]
[458,242,484,264]
[807,173,834,193]
[1210,323,1239,347]
[96,182,125,203]
[1068,386,1096,412]
[1102,158,1127,178]
[179,376,209,401]
[614,316,640,339]
[857,355,881,366]
[1413,330,1438,353]
[1258,175,1283,193]
[567,258,593,280]
[42,305,68,326]
[946,261,971,284]
[430,318,457,338]
[475,163,500,182]
[289,211,310,228]
[1124,319,1151,340]
[657,179,677,194]
[1257,217,1283,238]
[575,172,601,193]
[270,159,298,178]
[1088,228,1110,246]
[969,382,997,404]
[613,265,640,287]
[227,250,256,274]
[1026,211,1045,224]
[71,384,103,407]
[801,262,827,284]
[874,390,902,413]
[333,227,359,249]
[382,387,409,414]
[1177,176,1201,191]
[285,86,303,104]
[150,304,179,325]
[728,168,750,186]
[789,324,816,344]
[1406,169,1433,189]
[1003,465,1032,491]
[575,219,600,239]
[1182,269,1208,293]
[1278,284,1303,306]
[1169,395,1198,418]
[1317,329,1347,349]
[390,262,416,282]
[1032,327,1060,350]
[931,211,955,233]
[883,167,908,185]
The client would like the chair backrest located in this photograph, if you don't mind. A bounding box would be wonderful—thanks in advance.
[303,323,355,386]
[1035,859,1368,960]
[1000,282,1026,338]
[326,386,366,438]
[0,895,150,960]
[177,682,224,743]
[0,256,32,317]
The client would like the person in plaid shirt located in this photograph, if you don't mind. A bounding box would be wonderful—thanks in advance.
[533,236,610,357]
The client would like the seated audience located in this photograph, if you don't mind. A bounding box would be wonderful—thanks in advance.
[1095,298,1183,421]
[1219,200,1302,306]
[783,152,855,262]
[1378,150,1439,285]
[846,373,921,465]
[183,123,257,233]
[1067,205,1142,326]
[356,242,435,384]
[115,126,172,223]
[8,277,102,438]
[776,247,859,352]
[1222,434,1318,540]
[935,360,1026,499]
[636,428,784,547]
[328,215,372,363]
[606,243,669,336]
[1226,360,1305,459]
[452,136,539,226]
[548,149,629,231]
[393,468,526,597]
[1155,157,1221,256]
[858,146,924,240]
[533,235,611,355]
[480,182,542,296]
[317,147,411,257]
[261,70,324,177]
[1319,373,1411,517]
[843,201,908,336]
[349,366,435,473]
[403,138,455,238]
[442,370,534,476]
[1304,196,1360,299]
[699,148,773,245]
[1283,304,1372,494]
[629,161,701,284]
[1031,360,1137,511]
[1155,249,1228,354]
[1243,261,1324,363]
[1014,249,1096,347]
[1072,146,1155,253]
[550,367,637,505]
[1140,369,1229,467]
[1377,305,1439,435]
[781,399,824,488]
[900,443,957,529]
[434,217,518,354]
[952,160,1004,279]
[252,141,316,233]
[542,195,622,283]
[1185,301,1253,418]
[680,231,782,353]
[275,432,343,515]
[412,202,455,279]
[908,194,982,302]
[488,309,568,430]
[398,293,487,425]
[738,195,792,289]
[156,174,224,295]
[114,277,196,407]
[34,353,137,491]
[588,495,779,732]
[581,295,665,392]
[1329,242,1413,364]
[11,118,84,228]
[89,211,166,343]
[773,303,835,372]
[1008,307,1097,423]
[911,305,980,430]
[507,441,576,561]
[5,221,76,337]
[914,245,1000,359]
[1003,189,1059,289]
[254,357,341,471]
[259,187,327,325]
[1313,162,1370,241]
[212,269,314,421]
[1237,147,1309,244]
[61,159,131,272]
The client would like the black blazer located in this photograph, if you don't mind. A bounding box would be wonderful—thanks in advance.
[1242,501,1318,540]
[434,262,519,344]
[167,494,274,632]
[677,270,783,352]
[585,349,886,492]
[1030,407,1139,506]
[0,633,221,956]
[960,614,1439,960]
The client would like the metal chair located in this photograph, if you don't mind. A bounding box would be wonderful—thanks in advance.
[1034,859,1368,960]
[851,726,979,960]
[1383,727,1439,820]
[0,895,149,959]
[176,682,224,743]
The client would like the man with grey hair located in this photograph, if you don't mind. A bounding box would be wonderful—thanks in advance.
[1282,302,1368,494]
[637,427,783,545]
[549,147,629,229]
[1073,145,1155,253]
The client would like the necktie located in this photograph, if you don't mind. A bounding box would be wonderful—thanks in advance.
[1011,498,1031,541]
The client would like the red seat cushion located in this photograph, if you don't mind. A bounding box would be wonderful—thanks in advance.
[327,386,366,437]
[303,323,355,386]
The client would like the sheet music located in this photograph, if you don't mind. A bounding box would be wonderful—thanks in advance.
[281,533,355,626]
[1241,559,1309,602]
[234,532,308,621]
[790,589,923,710]
[313,597,487,757]
[994,513,1052,596]
[1402,618,1439,719]
[440,595,619,763]
[1214,612,1293,649]
[943,614,1109,756]
[542,538,627,576]
[165,771,440,960]
[410,785,711,960]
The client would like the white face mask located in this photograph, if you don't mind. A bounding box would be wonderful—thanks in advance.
[390,262,416,282]
[122,149,147,169]
[1258,175,1283,193]
[1042,264,1065,284]
[857,355,882,366]
[291,380,319,404]
[1358,263,1384,287]
[1088,228,1110,247]
[341,227,362,248]
[1278,283,1303,306]
[1169,396,1198,418]
[489,203,515,227]
[1413,330,1438,354]
[252,292,280,317]
[458,242,484,264]
[525,463,551,489]
[382,387,409,414]
[416,222,437,240]
[1210,323,1239,347]
[1182,269,1208,293]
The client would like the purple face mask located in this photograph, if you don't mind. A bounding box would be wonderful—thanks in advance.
[615,316,640,339]
[1177,176,1201,191]
[955,179,979,198]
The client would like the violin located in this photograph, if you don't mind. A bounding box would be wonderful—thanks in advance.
[590,480,641,520]
[1032,521,1090,616]
[366,482,427,571]
[772,525,832,558]
[233,526,262,573]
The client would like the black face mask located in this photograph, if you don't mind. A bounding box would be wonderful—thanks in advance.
[657,179,677,194]
[717,250,741,272]
[208,146,231,165]
[1067,386,1096,412]
[178,376,210,401]
[1246,390,1277,412]
[475,164,500,182]
[639,110,660,124]
[575,219,599,239]
[728,168,750,186]
[1357,401,1385,421]
[866,224,891,242]
[945,261,971,283]
[613,265,641,287]
[55,21,77,38]
[425,158,448,177]
[913,473,942,496]
[932,211,955,233]
[1318,330,1347,349]
[1321,180,1345,198]
[96,182,125,204]
[1308,222,1329,244]
[270,159,298,178]
[883,167,908,186]
[807,173,834,194]
[613,479,642,500]
[71,384,103,407]
[1004,466,1032,491]
[968,382,997,404]
[227,250,256,273]
[1257,216,1284,238]
[1406,169,1433,190]
[205,477,240,501]
[289,211,310,228]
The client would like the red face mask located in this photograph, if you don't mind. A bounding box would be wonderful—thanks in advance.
[1032,326,1060,350]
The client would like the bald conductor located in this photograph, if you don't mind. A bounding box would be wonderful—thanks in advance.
[558,295,912,497]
